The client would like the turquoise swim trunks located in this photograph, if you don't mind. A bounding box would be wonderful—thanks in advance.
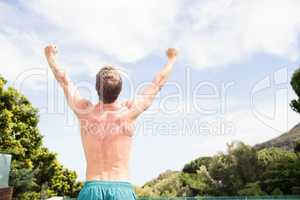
[77,180,137,200]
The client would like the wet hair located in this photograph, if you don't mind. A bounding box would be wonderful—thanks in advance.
[95,66,122,103]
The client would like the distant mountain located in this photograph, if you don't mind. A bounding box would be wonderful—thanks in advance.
[254,122,300,151]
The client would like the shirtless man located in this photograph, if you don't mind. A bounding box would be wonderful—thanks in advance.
[44,45,178,200]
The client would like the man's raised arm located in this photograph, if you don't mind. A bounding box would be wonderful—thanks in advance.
[127,48,178,120]
[44,45,92,115]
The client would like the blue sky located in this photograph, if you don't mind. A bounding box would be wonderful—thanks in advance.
[1,0,300,185]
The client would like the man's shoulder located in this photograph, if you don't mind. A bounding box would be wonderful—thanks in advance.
[73,99,94,117]
[77,98,93,109]
[121,100,134,109]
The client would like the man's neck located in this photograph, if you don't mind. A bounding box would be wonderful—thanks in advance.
[96,101,120,111]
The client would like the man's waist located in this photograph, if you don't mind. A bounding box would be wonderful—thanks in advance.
[83,180,133,189]
[86,169,130,181]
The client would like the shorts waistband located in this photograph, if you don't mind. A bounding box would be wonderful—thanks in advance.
[84,180,133,189]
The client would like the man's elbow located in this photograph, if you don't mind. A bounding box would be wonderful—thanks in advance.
[57,72,69,87]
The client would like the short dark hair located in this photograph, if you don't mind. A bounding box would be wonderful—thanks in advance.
[95,66,122,103]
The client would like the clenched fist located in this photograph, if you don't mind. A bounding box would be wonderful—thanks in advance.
[166,48,178,61]
[44,45,58,58]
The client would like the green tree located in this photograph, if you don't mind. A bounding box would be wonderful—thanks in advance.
[208,142,259,196]
[182,157,212,173]
[180,166,217,196]
[238,182,266,196]
[0,75,82,199]
[136,170,184,198]
[290,67,300,114]
[257,148,299,194]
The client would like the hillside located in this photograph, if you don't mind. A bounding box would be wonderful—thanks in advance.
[254,123,300,150]
[136,142,300,197]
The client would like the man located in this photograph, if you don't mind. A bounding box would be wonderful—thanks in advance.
[44,45,178,200]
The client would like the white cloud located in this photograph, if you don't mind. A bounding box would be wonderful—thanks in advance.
[0,2,47,88]
[0,31,46,86]
[25,0,180,63]
[177,0,300,68]
[223,103,300,145]
[20,0,300,68]
[1,0,300,79]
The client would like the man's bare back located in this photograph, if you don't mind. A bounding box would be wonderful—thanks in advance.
[44,45,178,183]
[79,102,134,181]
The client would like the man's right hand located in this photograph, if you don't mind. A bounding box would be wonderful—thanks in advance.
[166,48,178,62]
[44,45,58,58]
